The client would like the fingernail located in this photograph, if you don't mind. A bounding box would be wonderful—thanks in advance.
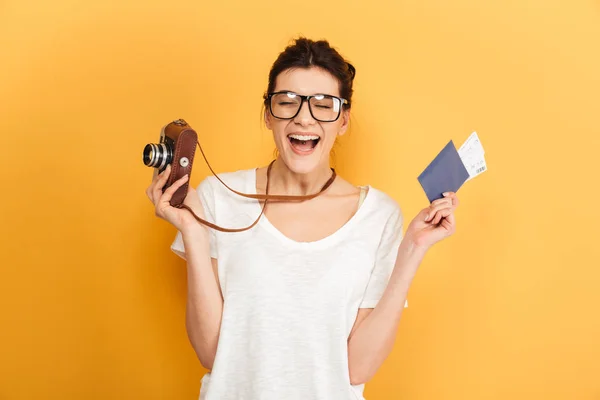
[443,192,449,196]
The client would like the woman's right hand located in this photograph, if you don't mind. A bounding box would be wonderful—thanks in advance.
[145,164,206,233]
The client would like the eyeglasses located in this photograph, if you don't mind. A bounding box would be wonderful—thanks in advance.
[265,91,349,123]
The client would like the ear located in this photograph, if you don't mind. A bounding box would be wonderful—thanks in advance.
[337,109,350,136]
[265,108,272,130]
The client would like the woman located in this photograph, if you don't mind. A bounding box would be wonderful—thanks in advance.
[146,37,459,400]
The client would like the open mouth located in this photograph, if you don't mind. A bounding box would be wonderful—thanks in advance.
[287,133,321,153]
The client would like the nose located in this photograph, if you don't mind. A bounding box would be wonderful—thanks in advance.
[293,100,316,126]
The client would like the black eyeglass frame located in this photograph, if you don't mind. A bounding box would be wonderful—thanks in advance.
[265,91,349,122]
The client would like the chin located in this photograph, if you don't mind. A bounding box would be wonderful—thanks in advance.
[284,157,321,175]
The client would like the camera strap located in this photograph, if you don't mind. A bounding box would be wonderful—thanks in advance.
[176,140,337,233]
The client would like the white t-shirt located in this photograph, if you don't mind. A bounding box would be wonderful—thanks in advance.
[171,168,405,400]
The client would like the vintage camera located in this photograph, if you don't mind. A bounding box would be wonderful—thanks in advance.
[143,119,198,207]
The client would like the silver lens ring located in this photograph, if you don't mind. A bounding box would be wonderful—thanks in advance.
[157,143,169,170]
[148,143,159,167]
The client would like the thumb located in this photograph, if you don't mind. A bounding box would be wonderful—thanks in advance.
[419,207,431,222]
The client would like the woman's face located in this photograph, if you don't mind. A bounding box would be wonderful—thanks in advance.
[265,66,349,175]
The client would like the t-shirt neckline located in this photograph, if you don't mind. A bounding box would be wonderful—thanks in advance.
[246,168,374,249]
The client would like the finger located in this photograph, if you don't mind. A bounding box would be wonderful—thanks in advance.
[443,192,459,207]
[430,205,453,224]
[158,173,189,206]
[419,207,430,221]
[439,212,456,232]
[431,197,452,208]
[432,207,452,225]
[155,174,189,217]
[147,167,169,201]
[159,164,172,183]
[148,166,168,203]
[442,192,459,207]
[151,164,172,203]
[151,163,170,184]
[425,201,452,221]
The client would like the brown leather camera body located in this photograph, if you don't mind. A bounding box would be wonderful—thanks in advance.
[145,119,198,207]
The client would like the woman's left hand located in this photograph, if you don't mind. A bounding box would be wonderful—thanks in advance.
[404,192,460,250]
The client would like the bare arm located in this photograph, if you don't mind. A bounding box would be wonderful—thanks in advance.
[347,194,460,385]
[145,165,224,370]
[347,240,426,385]
[182,227,224,371]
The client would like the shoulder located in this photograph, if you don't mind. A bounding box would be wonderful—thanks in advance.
[365,185,404,223]
[369,186,401,210]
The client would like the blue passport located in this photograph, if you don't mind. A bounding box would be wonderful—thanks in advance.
[418,140,470,203]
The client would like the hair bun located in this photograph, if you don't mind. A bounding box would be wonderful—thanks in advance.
[347,62,356,80]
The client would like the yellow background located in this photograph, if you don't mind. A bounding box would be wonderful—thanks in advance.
[1,0,599,398]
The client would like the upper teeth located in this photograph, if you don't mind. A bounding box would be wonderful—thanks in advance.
[289,134,319,141]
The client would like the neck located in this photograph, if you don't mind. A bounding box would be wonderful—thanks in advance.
[269,158,333,196]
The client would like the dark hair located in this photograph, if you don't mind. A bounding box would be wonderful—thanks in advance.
[263,37,356,109]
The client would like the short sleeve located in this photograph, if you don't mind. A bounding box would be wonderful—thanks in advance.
[170,177,218,260]
[359,205,407,309]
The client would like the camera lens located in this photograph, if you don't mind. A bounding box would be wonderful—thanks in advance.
[143,142,173,169]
